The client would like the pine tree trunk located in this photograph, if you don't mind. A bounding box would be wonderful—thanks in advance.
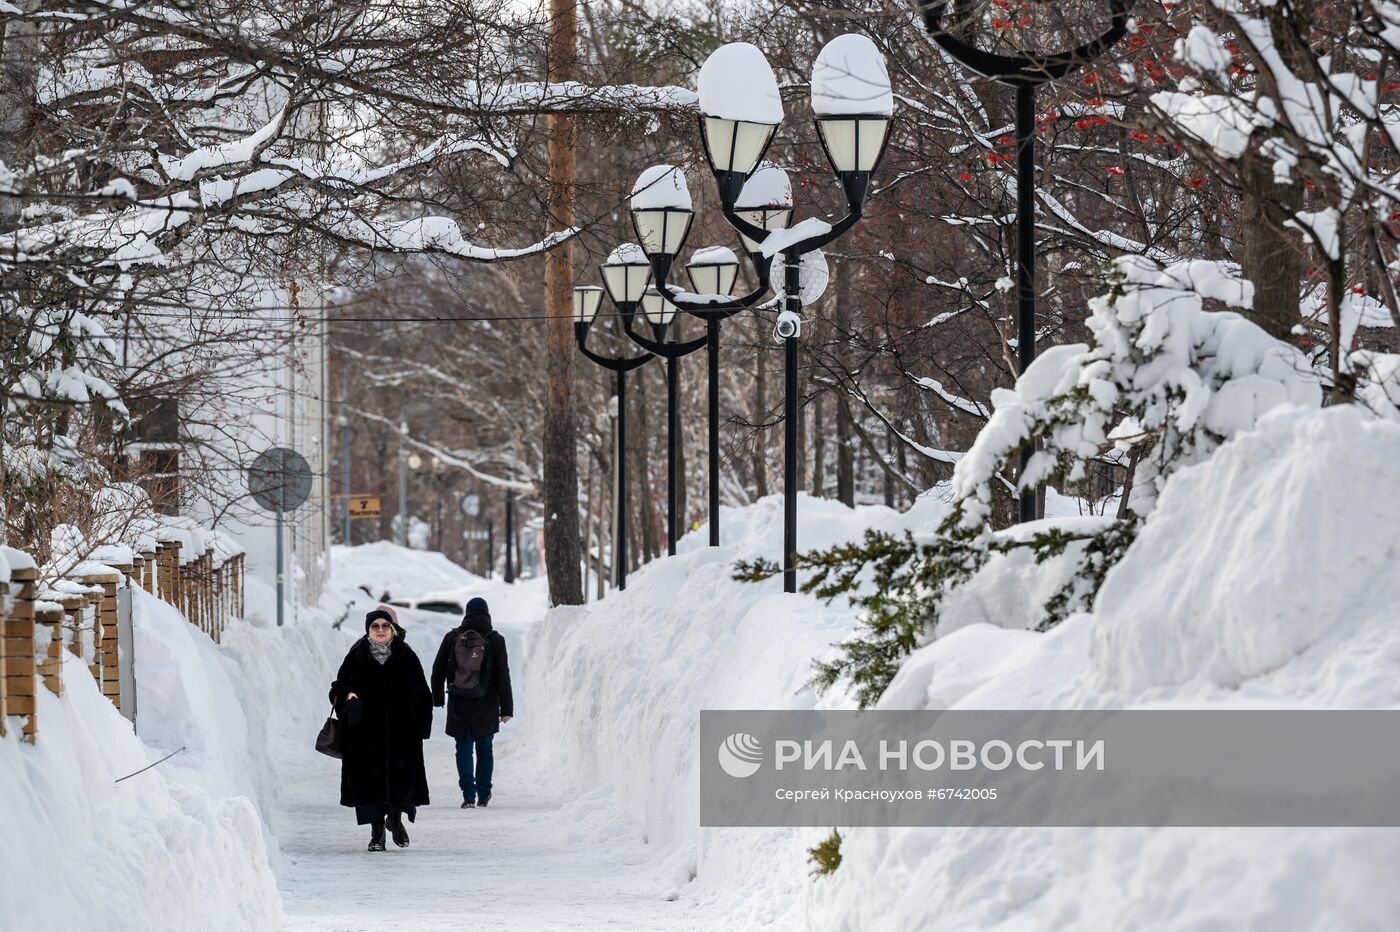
[540,0,583,606]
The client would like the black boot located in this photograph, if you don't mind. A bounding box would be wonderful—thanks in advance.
[368,818,386,852]
[477,794,491,808]
[387,812,410,848]
[460,799,475,809]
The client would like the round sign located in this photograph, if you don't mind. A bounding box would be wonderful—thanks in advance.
[772,248,830,304]
[248,447,313,513]
[460,493,481,518]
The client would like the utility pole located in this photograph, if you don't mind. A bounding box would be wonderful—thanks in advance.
[540,0,585,605]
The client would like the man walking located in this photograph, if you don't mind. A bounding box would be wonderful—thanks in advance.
[431,597,513,808]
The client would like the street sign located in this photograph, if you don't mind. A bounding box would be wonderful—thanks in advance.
[246,446,312,628]
[349,497,381,518]
[248,447,313,513]
[462,529,490,541]
[460,493,481,517]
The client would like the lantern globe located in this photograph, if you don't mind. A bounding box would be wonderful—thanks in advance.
[640,286,676,328]
[686,246,740,297]
[601,243,653,304]
[572,285,605,324]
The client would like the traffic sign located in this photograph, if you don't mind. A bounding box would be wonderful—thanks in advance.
[460,493,481,517]
[247,447,313,513]
[349,497,381,518]
[246,446,312,629]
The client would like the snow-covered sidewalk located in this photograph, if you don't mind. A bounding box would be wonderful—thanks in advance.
[254,545,709,930]
[275,730,704,930]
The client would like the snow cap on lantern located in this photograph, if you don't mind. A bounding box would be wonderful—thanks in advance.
[698,42,784,123]
[737,163,793,209]
[630,165,693,258]
[811,34,894,116]
[607,242,649,264]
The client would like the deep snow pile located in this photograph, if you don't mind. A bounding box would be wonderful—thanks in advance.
[518,493,954,923]
[0,608,281,931]
[812,404,1400,930]
[328,540,487,604]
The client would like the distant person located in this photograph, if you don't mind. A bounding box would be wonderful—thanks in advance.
[329,605,432,851]
[431,597,513,808]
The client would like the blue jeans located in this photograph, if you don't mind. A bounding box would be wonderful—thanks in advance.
[455,735,494,801]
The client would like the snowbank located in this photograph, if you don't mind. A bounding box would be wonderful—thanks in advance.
[518,492,950,915]
[1093,405,1400,692]
[0,653,280,931]
[329,540,486,603]
[811,405,1400,930]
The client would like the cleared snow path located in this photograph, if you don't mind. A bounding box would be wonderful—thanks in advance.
[275,733,703,930]
[257,556,707,931]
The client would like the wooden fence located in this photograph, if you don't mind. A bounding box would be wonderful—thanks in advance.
[0,534,245,744]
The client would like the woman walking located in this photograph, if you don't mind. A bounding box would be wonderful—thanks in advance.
[329,605,433,851]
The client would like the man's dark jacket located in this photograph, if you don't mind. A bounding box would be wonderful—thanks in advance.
[430,608,513,740]
[329,633,432,812]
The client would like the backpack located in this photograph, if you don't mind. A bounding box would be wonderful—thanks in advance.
[450,629,488,698]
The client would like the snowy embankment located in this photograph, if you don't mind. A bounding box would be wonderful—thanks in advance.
[0,539,511,932]
[519,493,957,924]
[0,587,282,931]
[518,404,1400,930]
[814,405,1400,931]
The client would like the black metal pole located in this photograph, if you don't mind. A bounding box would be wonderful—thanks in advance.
[340,421,352,545]
[706,317,720,547]
[616,368,629,591]
[504,489,515,583]
[486,519,494,579]
[783,257,801,594]
[666,354,679,556]
[1015,81,1038,524]
[921,2,1128,525]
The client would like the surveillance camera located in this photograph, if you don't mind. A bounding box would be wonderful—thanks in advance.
[774,311,801,341]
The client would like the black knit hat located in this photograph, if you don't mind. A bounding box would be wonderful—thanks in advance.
[465,597,489,616]
[365,604,400,634]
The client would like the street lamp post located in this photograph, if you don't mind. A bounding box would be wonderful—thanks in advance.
[636,37,892,593]
[619,283,708,555]
[504,489,516,584]
[574,276,654,591]
[919,1,1129,523]
[338,414,353,546]
[396,416,408,546]
[629,163,775,552]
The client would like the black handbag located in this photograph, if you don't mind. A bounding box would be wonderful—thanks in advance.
[315,706,342,759]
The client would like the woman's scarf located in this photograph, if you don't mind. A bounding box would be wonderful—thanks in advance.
[369,638,392,665]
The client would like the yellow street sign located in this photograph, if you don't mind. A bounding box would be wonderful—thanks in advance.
[349,497,381,518]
